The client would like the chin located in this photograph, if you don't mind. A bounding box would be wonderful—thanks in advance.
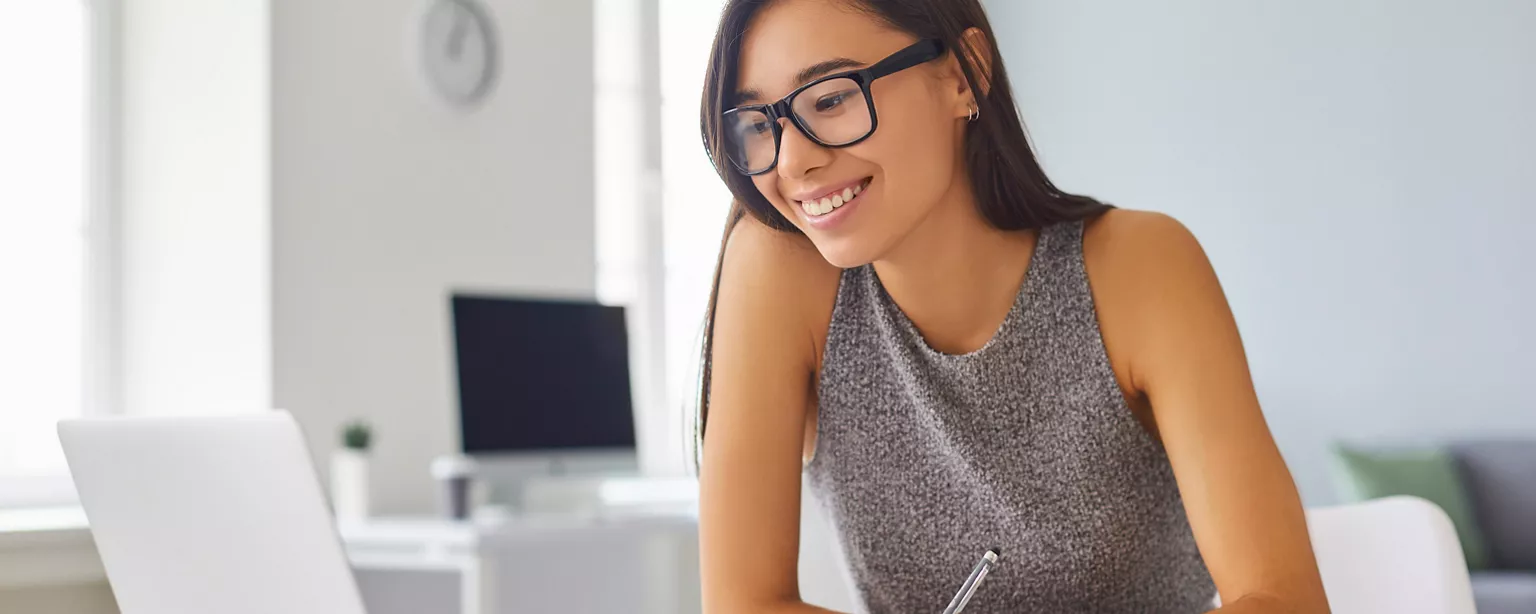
[809,237,879,269]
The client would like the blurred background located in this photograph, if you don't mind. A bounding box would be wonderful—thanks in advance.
[0,0,1531,612]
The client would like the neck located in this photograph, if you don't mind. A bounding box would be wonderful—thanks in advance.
[872,181,1037,355]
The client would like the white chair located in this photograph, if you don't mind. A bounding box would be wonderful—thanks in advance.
[1307,496,1479,614]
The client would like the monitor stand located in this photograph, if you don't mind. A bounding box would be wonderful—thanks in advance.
[467,450,641,515]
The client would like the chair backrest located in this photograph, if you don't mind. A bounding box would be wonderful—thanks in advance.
[1307,496,1478,614]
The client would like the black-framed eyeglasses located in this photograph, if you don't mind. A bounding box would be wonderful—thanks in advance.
[722,39,945,176]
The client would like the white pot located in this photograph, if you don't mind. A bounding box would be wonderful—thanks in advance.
[330,449,370,521]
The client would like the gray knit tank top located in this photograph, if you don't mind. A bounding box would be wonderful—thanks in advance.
[805,220,1216,613]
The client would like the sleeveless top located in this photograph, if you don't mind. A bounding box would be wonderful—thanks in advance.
[805,220,1217,613]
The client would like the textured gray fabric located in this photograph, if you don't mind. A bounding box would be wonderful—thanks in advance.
[1453,441,1536,570]
[1469,571,1536,614]
[806,221,1216,613]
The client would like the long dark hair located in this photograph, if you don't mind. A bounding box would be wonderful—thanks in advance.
[693,0,1110,456]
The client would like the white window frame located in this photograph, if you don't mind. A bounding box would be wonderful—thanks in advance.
[0,0,119,509]
[85,0,121,423]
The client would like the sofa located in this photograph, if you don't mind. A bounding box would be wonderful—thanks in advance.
[1332,440,1536,614]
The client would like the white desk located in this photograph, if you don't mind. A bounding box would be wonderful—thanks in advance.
[339,507,702,614]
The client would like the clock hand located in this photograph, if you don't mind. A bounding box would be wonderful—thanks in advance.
[447,6,468,60]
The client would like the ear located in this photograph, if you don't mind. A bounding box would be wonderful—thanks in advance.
[945,27,994,118]
[957,27,994,97]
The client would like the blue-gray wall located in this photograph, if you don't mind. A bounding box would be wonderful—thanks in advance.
[985,0,1536,504]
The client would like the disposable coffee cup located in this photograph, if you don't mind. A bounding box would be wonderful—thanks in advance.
[430,455,477,521]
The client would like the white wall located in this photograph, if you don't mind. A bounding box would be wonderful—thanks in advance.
[119,0,270,417]
[985,0,1536,503]
[271,0,596,514]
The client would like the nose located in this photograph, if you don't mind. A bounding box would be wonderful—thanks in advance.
[775,118,832,180]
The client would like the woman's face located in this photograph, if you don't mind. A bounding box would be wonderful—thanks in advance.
[735,0,970,268]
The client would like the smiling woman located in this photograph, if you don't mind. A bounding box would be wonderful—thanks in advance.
[692,1,1330,613]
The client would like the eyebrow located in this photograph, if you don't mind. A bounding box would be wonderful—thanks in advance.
[734,57,866,104]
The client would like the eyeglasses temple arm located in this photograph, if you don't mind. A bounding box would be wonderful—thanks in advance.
[865,39,946,80]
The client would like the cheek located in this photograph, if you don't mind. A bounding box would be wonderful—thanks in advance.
[750,174,771,199]
[854,83,958,182]
[751,174,800,222]
[857,100,957,204]
[750,174,780,208]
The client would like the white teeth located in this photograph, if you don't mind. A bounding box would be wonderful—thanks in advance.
[800,181,870,217]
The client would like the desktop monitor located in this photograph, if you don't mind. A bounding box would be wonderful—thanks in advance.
[450,294,636,457]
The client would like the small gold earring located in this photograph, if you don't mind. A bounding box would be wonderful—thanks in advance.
[967,104,980,122]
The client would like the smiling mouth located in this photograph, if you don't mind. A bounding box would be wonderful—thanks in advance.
[799,178,872,218]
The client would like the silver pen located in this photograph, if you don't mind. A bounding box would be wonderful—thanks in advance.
[942,548,1001,614]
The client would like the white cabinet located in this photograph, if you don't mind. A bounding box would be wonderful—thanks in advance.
[340,511,700,614]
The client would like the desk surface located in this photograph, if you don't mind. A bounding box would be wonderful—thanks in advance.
[0,500,700,588]
[0,506,89,534]
[339,505,697,549]
[0,506,102,588]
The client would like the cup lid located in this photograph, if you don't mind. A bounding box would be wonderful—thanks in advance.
[430,454,477,479]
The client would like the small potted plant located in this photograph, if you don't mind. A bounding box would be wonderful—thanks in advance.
[331,419,373,521]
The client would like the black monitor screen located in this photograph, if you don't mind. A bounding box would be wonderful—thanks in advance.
[451,294,635,453]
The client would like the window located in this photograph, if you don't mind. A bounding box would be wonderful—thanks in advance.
[596,0,777,472]
[594,0,731,475]
[0,1,112,507]
[659,0,732,431]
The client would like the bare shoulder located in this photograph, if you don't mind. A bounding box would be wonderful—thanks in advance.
[1082,208,1227,395]
[1082,208,1210,277]
[1082,209,1221,310]
[723,214,842,293]
[719,215,842,364]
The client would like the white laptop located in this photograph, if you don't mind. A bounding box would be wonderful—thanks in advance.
[58,411,368,614]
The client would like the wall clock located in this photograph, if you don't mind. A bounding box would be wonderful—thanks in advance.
[420,0,499,106]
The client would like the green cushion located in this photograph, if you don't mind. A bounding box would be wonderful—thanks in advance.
[1330,445,1490,570]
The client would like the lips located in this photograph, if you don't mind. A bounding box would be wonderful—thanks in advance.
[798,178,871,218]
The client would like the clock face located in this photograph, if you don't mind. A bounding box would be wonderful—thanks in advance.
[421,0,498,105]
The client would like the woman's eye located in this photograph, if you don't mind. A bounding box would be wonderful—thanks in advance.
[814,94,848,112]
[732,120,770,139]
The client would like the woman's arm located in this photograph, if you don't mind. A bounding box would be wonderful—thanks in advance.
[1088,211,1331,613]
[699,218,843,614]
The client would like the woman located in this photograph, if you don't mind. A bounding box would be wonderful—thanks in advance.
[695,1,1329,612]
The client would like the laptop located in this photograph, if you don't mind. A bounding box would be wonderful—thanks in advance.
[58,411,368,614]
